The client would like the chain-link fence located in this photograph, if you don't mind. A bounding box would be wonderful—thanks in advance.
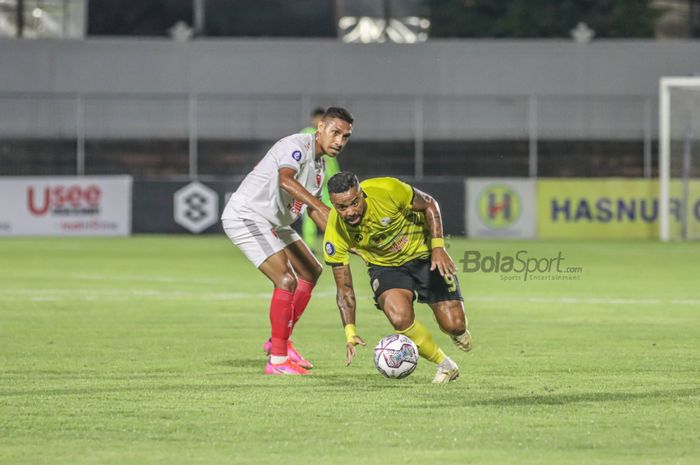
[0,92,657,178]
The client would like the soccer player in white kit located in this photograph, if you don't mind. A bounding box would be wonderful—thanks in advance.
[221,107,354,375]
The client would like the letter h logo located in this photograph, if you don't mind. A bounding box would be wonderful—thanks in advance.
[488,191,511,221]
[477,185,521,229]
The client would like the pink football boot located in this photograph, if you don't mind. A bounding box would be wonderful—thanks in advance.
[264,358,310,375]
[263,338,313,369]
[286,340,313,369]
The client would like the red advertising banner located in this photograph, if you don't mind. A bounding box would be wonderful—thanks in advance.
[0,176,132,236]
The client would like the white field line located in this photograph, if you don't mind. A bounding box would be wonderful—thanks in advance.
[0,288,337,302]
[0,288,699,306]
[7,272,231,286]
[67,273,231,285]
[467,296,700,306]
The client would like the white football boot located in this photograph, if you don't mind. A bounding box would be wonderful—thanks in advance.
[451,329,473,352]
[432,356,460,384]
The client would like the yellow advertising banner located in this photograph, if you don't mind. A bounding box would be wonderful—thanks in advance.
[537,179,700,239]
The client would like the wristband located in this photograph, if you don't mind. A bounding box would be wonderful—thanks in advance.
[344,324,357,344]
[431,237,445,249]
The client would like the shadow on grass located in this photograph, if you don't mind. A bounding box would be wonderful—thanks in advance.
[3,375,697,403]
[0,369,185,381]
[397,387,700,410]
[213,359,262,369]
[471,387,700,406]
[0,372,419,397]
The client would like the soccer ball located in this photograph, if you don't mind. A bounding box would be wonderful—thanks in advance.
[373,334,419,379]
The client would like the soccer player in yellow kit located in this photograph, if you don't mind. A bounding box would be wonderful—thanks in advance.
[323,172,472,384]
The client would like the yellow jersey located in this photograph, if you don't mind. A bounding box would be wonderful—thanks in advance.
[323,177,431,267]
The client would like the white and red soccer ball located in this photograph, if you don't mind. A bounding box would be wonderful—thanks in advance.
[373,334,419,379]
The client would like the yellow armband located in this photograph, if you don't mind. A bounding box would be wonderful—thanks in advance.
[344,324,357,344]
[430,237,445,249]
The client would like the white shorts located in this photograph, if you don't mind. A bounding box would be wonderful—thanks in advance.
[222,216,301,268]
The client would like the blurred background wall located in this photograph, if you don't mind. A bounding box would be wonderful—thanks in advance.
[0,0,699,180]
[1,39,699,178]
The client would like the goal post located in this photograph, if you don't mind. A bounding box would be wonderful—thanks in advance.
[659,77,700,242]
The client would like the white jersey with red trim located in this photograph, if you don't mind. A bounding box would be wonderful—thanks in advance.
[221,133,324,227]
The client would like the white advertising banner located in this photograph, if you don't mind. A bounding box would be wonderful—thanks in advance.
[0,176,132,236]
[466,178,536,239]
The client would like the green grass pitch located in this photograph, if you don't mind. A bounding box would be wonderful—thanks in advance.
[1,236,699,465]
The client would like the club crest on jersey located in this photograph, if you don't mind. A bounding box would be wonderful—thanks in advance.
[372,233,387,244]
[291,150,302,161]
[354,233,363,242]
[325,241,335,256]
[380,217,392,226]
[316,174,322,187]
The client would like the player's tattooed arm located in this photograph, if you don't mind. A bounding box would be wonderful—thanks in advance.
[332,265,357,325]
[332,264,366,365]
[410,187,456,276]
[410,187,443,240]
[278,167,330,219]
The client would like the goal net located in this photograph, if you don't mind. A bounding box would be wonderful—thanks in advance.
[659,77,700,241]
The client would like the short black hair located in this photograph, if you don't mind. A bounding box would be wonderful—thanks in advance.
[327,171,359,195]
[311,107,325,118]
[322,107,354,125]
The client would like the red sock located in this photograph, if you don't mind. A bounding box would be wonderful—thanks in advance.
[269,288,294,357]
[290,278,315,335]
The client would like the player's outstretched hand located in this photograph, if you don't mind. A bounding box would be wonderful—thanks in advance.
[317,204,330,225]
[345,336,366,366]
[309,204,331,231]
[430,248,456,276]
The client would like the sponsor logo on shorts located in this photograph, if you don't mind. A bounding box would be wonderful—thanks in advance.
[372,278,380,292]
[291,150,302,161]
[325,241,335,256]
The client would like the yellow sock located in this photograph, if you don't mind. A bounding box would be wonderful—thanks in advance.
[397,319,446,365]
